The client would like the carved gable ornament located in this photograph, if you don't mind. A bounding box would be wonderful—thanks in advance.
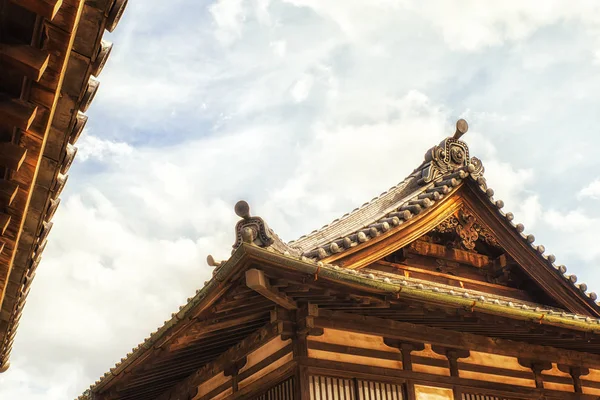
[418,119,484,185]
[433,208,500,251]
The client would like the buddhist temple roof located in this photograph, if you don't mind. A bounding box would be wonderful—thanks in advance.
[81,242,600,399]
[82,120,600,399]
[0,0,128,372]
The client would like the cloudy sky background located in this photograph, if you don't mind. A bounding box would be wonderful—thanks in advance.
[2,0,600,398]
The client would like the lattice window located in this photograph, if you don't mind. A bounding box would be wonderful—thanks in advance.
[356,380,405,400]
[310,375,355,400]
[251,376,295,400]
[461,393,521,400]
[309,375,405,400]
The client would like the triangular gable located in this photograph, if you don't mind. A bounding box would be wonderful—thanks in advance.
[84,120,600,398]
[290,121,599,317]
[363,187,564,310]
[317,178,598,317]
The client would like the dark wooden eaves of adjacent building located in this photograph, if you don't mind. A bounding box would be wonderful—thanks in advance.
[0,0,128,371]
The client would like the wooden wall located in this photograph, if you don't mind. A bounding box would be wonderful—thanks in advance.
[155,310,600,400]
[304,327,600,400]
[192,335,293,400]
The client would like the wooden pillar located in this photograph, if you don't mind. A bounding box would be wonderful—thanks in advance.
[519,358,552,390]
[559,365,590,394]
[298,365,310,400]
[384,339,425,400]
[224,357,247,393]
[432,346,470,399]
[295,303,321,400]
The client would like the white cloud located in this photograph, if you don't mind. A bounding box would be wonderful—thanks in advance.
[290,74,314,102]
[210,0,247,44]
[407,1,600,51]
[77,134,133,162]
[5,1,600,399]
[578,179,600,199]
[270,40,287,57]
[545,209,593,232]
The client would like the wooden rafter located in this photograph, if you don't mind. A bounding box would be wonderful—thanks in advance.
[0,143,27,171]
[0,98,37,131]
[8,0,63,20]
[313,309,600,368]
[0,44,50,81]
[0,214,10,236]
[0,182,19,206]
[246,268,298,310]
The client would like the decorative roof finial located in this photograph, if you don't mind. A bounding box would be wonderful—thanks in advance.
[234,200,251,220]
[206,255,222,268]
[231,200,303,256]
[453,119,468,140]
[416,118,483,186]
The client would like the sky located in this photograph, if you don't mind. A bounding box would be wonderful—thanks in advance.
[2,0,600,398]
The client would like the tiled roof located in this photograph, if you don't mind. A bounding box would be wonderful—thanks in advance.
[282,122,598,307]
[82,120,600,397]
[0,0,128,372]
[82,240,600,398]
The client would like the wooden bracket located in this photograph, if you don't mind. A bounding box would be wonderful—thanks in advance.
[224,356,247,393]
[245,269,297,310]
[430,346,471,377]
[384,338,425,371]
[558,364,590,393]
[518,358,552,389]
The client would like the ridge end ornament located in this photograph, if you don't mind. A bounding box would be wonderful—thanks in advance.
[232,200,275,250]
[232,200,302,256]
[418,119,484,185]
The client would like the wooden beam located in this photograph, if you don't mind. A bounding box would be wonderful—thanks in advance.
[302,358,597,400]
[246,269,297,310]
[0,214,11,236]
[8,0,63,20]
[314,309,600,369]
[0,97,37,131]
[0,182,19,206]
[153,323,282,400]
[0,45,50,81]
[169,311,268,351]
[0,143,27,171]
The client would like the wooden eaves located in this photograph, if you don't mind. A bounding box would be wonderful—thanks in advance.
[82,242,600,399]
[0,0,128,372]
[82,121,600,399]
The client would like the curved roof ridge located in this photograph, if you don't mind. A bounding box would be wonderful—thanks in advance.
[289,172,421,251]
[292,119,484,257]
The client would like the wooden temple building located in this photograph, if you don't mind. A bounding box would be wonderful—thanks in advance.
[82,120,600,400]
[0,0,127,372]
